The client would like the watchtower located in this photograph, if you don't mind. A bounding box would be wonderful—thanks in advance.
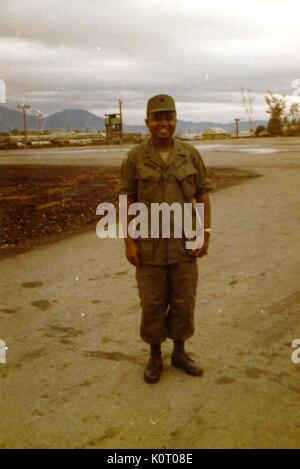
[105,99,123,143]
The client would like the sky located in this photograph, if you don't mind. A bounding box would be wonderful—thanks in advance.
[1,0,300,124]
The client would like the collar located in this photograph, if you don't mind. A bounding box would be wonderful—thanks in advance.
[142,137,190,168]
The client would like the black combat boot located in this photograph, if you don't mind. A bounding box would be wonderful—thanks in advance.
[144,344,163,384]
[171,340,203,377]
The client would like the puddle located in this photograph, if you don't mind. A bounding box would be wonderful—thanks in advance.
[195,144,281,154]
[238,148,281,154]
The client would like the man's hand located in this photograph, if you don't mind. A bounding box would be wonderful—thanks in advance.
[125,238,140,267]
[194,191,211,258]
[192,232,210,258]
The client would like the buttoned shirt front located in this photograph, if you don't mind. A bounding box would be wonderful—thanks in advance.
[117,137,213,265]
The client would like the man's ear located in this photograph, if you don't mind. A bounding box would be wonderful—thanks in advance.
[145,117,149,128]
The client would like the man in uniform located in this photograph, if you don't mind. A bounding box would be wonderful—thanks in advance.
[117,94,213,383]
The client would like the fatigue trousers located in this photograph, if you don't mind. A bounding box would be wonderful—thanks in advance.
[136,259,198,344]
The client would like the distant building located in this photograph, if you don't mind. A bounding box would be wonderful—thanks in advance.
[176,132,197,141]
[201,128,230,140]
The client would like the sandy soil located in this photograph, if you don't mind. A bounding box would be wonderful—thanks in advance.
[0,138,300,448]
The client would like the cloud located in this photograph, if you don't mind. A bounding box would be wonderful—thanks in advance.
[1,0,300,122]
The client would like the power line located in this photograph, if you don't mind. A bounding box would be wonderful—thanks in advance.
[241,88,254,134]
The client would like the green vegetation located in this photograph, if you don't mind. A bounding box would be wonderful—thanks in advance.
[265,91,300,136]
[254,124,266,137]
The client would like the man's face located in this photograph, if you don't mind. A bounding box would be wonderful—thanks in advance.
[145,111,177,140]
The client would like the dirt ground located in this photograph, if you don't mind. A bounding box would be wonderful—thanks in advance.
[0,164,257,257]
[0,138,300,449]
[0,165,120,257]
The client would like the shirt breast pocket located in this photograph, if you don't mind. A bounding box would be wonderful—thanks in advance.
[137,167,161,202]
[173,162,197,200]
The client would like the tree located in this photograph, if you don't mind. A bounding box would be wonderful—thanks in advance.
[288,103,300,125]
[254,125,266,137]
[285,103,300,136]
[265,91,286,136]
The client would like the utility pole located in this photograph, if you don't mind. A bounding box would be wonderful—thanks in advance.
[119,99,123,142]
[234,118,240,138]
[35,111,43,146]
[17,103,31,146]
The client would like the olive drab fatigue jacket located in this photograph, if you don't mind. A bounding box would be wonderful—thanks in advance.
[117,137,213,265]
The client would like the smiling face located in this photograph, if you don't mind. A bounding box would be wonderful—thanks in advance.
[145,111,177,143]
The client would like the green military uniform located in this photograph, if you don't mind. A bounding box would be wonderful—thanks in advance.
[118,136,213,344]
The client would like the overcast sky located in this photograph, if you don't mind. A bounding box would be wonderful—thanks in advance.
[1,0,300,123]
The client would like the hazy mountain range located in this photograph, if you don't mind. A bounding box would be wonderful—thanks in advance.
[0,106,267,133]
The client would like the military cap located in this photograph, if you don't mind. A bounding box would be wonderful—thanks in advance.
[147,94,176,114]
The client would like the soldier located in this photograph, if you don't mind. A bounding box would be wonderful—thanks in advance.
[117,94,213,383]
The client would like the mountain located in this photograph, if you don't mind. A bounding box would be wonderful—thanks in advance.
[44,109,105,130]
[0,106,105,132]
[0,105,267,133]
[124,120,267,133]
[175,120,267,132]
[0,106,36,132]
